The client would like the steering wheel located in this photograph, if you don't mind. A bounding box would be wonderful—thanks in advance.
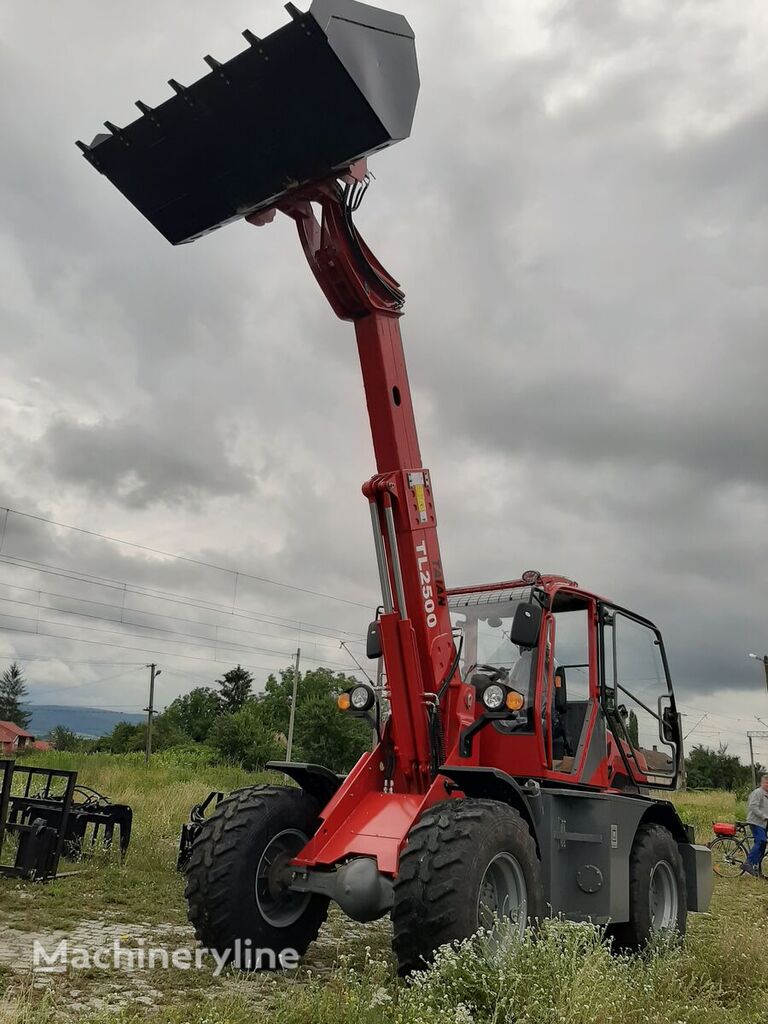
[474,663,510,683]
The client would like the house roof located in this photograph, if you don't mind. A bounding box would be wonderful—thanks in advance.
[0,720,34,740]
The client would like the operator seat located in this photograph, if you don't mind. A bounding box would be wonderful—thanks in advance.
[552,667,573,762]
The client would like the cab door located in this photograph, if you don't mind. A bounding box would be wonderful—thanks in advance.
[600,606,680,788]
[546,594,606,786]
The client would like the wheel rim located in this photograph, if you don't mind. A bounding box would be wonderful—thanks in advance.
[255,828,310,928]
[477,852,528,935]
[711,838,747,878]
[649,859,678,933]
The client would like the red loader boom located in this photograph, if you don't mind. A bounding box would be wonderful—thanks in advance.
[79,0,711,974]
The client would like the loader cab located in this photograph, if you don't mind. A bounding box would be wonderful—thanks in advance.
[448,577,681,791]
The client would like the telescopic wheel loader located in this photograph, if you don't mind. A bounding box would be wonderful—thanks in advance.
[78,0,712,974]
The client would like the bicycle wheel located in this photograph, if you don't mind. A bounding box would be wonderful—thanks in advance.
[710,836,748,878]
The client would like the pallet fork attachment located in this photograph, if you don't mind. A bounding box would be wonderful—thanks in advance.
[0,760,132,881]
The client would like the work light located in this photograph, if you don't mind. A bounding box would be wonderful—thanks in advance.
[481,684,506,711]
[342,684,376,716]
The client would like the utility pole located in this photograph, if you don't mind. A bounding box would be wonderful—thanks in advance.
[749,653,768,695]
[144,663,161,764]
[285,648,300,763]
[679,712,707,791]
[747,731,768,789]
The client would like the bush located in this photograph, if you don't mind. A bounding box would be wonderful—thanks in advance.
[152,744,218,771]
[207,703,282,771]
[47,725,86,752]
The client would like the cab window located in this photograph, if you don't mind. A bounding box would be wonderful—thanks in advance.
[551,597,592,770]
[602,609,677,785]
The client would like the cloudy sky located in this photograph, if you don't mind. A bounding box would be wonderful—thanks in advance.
[0,1,766,759]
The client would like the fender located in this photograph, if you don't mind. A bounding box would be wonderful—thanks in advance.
[266,762,344,807]
[438,765,542,854]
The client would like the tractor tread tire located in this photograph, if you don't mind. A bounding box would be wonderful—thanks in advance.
[184,785,328,969]
[392,798,544,976]
[608,822,687,951]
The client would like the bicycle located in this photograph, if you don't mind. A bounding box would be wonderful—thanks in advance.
[709,821,765,878]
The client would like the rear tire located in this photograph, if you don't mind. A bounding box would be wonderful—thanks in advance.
[608,823,686,951]
[392,798,544,976]
[184,785,328,970]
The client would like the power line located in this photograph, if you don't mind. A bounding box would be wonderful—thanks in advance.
[339,640,375,685]
[0,577,364,650]
[30,665,144,699]
[1,506,373,609]
[0,621,365,677]
[0,604,359,669]
[0,553,367,643]
[0,657,146,666]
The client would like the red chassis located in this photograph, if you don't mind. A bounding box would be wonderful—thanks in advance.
[249,169,656,879]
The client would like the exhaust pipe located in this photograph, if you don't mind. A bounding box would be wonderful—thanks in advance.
[76,0,419,245]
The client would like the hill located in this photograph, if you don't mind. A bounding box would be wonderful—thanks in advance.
[26,705,145,739]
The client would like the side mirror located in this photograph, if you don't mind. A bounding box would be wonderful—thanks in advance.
[660,704,678,745]
[366,620,382,660]
[509,602,542,649]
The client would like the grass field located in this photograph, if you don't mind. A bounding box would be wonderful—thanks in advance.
[1,751,767,1024]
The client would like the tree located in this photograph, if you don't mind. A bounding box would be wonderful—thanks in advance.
[94,720,143,753]
[48,725,80,751]
[294,693,371,773]
[95,716,189,754]
[163,687,222,742]
[0,661,31,729]
[627,710,640,748]
[207,703,281,771]
[685,743,757,791]
[258,665,371,773]
[216,665,253,713]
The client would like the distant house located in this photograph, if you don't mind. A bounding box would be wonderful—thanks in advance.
[0,720,43,755]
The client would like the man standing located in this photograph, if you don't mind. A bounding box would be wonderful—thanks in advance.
[744,774,768,876]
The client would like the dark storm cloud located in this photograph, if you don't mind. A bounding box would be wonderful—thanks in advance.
[39,410,253,508]
[0,1,765,743]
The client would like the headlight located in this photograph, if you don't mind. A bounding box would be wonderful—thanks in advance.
[481,684,505,711]
[349,684,376,713]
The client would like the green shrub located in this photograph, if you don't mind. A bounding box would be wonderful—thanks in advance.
[207,703,282,770]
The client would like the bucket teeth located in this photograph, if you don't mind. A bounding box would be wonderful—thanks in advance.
[203,54,230,84]
[75,140,90,154]
[284,3,303,21]
[241,29,262,46]
[168,79,197,108]
[104,121,130,146]
[135,100,161,127]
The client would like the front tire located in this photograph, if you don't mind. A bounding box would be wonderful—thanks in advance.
[184,785,328,970]
[609,823,687,951]
[709,836,748,878]
[392,798,544,975]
